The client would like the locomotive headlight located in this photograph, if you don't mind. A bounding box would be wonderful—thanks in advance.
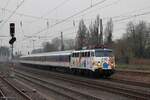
[97,63,100,66]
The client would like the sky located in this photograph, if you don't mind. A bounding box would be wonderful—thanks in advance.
[0,0,150,55]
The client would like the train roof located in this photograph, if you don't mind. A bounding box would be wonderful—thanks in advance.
[20,48,113,58]
[72,48,113,53]
[21,50,73,58]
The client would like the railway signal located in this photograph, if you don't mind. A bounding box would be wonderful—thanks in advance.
[9,23,16,59]
[9,23,16,45]
[10,23,15,37]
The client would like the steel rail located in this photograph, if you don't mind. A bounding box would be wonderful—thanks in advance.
[0,88,6,99]
[0,76,32,100]
[109,78,150,88]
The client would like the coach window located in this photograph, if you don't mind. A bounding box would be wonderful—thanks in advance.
[48,56,51,61]
[91,52,94,57]
[72,53,74,57]
[41,56,43,61]
[84,52,86,57]
[35,57,37,61]
[74,53,76,57]
[64,55,67,62]
[75,53,77,57]
[60,55,62,62]
[53,56,55,62]
[87,52,90,57]
[36,57,38,61]
[69,55,70,61]
[85,52,87,57]
[83,52,85,57]
[81,52,84,57]
[77,53,79,57]
[37,57,39,61]
[55,56,57,62]
[85,52,89,57]
[44,56,46,61]
[34,57,36,61]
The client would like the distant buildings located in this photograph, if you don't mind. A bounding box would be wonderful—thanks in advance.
[0,46,10,62]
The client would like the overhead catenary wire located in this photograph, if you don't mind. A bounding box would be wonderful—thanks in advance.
[114,11,150,22]
[76,0,121,20]
[1,0,10,20]
[0,7,47,21]
[29,0,107,36]
[0,0,72,24]
[49,0,107,28]
[41,0,71,17]
[0,0,25,30]
[3,0,10,9]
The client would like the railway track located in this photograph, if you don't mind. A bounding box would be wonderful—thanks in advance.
[15,71,102,100]
[0,88,6,99]
[15,68,150,100]
[0,76,32,100]
[117,69,150,74]
[109,78,150,88]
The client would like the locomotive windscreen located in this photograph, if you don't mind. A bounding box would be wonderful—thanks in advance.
[95,50,113,57]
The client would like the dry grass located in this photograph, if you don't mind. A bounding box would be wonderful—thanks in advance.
[116,64,150,71]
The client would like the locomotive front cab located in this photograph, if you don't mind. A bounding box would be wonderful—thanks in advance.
[92,49,115,71]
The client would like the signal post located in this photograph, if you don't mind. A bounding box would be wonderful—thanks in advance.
[9,23,16,77]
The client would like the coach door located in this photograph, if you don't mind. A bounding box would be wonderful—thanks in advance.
[85,51,91,69]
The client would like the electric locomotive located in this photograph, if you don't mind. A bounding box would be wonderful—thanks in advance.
[70,48,115,76]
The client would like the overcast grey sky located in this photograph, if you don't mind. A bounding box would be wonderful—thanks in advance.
[0,0,150,54]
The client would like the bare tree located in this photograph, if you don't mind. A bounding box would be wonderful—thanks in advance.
[51,37,61,50]
[76,19,88,50]
[64,39,75,50]
[42,42,57,52]
[89,15,100,47]
[104,18,113,44]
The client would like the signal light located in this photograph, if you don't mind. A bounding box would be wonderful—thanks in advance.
[9,37,16,45]
[10,23,15,37]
